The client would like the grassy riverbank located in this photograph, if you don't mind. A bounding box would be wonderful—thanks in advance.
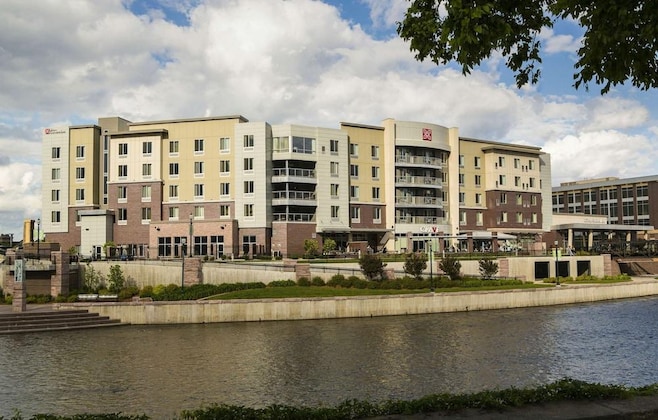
[4,379,658,419]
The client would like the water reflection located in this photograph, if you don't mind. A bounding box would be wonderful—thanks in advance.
[0,297,657,418]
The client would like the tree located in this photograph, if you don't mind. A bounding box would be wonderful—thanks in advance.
[397,0,658,94]
[83,263,104,293]
[438,255,462,280]
[404,252,428,280]
[107,264,125,293]
[359,254,387,281]
[323,238,337,254]
[303,239,320,258]
[479,259,499,280]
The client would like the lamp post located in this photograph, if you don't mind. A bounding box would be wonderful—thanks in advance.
[36,218,40,259]
[427,239,434,292]
[181,238,186,289]
[189,213,194,257]
[554,240,561,286]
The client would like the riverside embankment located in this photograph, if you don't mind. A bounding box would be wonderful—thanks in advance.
[55,277,658,325]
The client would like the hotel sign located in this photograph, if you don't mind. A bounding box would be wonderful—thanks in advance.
[419,226,441,233]
[44,128,66,135]
[422,128,432,141]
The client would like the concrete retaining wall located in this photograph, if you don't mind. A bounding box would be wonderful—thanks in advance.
[56,279,658,325]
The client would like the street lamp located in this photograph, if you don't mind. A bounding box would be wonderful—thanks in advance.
[189,213,194,257]
[181,238,187,289]
[427,239,434,292]
[36,218,40,259]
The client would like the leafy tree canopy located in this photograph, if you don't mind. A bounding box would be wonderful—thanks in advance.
[397,0,658,94]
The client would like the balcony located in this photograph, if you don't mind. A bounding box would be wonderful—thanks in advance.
[273,213,316,222]
[396,155,443,169]
[395,175,442,188]
[272,191,317,206]
[272,168,316,184]
[395,215,445,225]
[395,196,442,208]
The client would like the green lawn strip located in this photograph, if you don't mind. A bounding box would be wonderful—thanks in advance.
[207,283,552,300]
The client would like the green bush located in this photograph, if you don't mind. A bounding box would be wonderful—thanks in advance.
[439,255,462,280]
[351,277,370,289]
[297,277,311,287]
[327,274,346,287]
[478,259,499,280]
[404,252,428,279]
[269,280,297,287]
[311,276,326,286]
[359,254,387,281]
[118,286,140,300]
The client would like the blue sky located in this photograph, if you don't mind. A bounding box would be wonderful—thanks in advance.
[1,0,657,238]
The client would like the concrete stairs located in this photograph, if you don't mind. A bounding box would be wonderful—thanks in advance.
[0,310,127,334]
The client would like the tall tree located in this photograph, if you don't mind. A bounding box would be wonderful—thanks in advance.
[397,0,658,94]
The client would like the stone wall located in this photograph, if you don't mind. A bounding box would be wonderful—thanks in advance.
[56,279,658,325]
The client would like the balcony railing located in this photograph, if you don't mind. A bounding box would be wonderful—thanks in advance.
[395,215,445,224]
[273,168,316,178]
[273,213,316,222]
[395,175,442,186]
[395,196,442,206]
[272,191,316,201]
[395,155,443,167]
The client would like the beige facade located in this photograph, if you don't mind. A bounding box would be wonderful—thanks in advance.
[41,114,552,258]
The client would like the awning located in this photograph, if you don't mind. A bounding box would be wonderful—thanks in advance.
[457,231,516,240]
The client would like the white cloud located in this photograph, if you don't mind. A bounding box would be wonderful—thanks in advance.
[0,0,657,236]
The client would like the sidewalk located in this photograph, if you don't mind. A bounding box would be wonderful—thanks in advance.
[371,395,658,419]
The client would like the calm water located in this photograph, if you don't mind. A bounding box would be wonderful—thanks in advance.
[1,297,657,418]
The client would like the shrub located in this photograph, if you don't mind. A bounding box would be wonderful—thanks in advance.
[359,254,387,281]
[118,286,140,300]
[327,274,346,287]
[140,285,154,298]
[311,276,326,286]
[350,276,369,289]
[107,265,126,293]
[404,253,427,280]
[268,280,297,287]
[478,259,499,280]
[323,238,337,254]
[439,255,462,280]
[303,239,320,258]
[83,263,104,293]
[297,277,311,287]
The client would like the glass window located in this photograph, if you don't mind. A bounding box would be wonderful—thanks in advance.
[51,147,61,159]
[118,186,127,200]
[169,207,179,220]
[141,185,151,200]
[220,160,230,174]
[169,163,179,176]
[244,158,254,172]
[330,162,339,176]
[194,161,204,176]
[169,185,178,199]
[76,145,85,159]
[244,204,254,217]
[169,140,179,154]
[371,145,379,159]
[372,187,380,200]
[142,141,152,155]
[194,138,204,153]
[350,164,359,178]
[141,207,151,222]
[349,143,358,157]
[244,181,254,195]
[118,143,128,156]
[219,137,230,153]
[330,184,339,197]
[243,135,254,148]
[142,163,152,176]
[194,183,204,198]
[118,165,127,178]
[330,139,339,153]
[76,167,85,180]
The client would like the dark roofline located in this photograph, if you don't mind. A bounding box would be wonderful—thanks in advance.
[340,121,384,131]
[553,174,658,192]
[129,115,249,126]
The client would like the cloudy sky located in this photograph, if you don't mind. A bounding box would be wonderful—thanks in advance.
[2,0,658,238]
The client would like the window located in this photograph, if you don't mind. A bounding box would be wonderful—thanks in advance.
[118,208,127,222]
[515,176,521,187]
[529,178,536,188]
[243,135,254,149]
[219,137,230,153]
[194,183,204,198]
[373,207,382,223]
[76,167,85,180]
[516,194,523,205]
[292,136,315,154]
[623,201,634,217]
[220,160,230,174]
[169,163,179,177]
[531,195,538,206]
[529,159,535,170]
[474,156,481,168]
[169,140,179,155]
[498,156,505,167]
[169,185,178,199]
[458,155,465,167]
[498,174,506,186]
[220,205,230,218]
[242,235,257,255]
[459,211,467,225]
[51,168,61,181]
[75,188,85,201]
[516,212,523,223]
[349,143,359,157]
[118,186,127,201]
[371,166,380,180]
[244,158,254,172]
[350,164,359,178]
[76,145,85,159]
[330,184,339,198]
[475,193,482,205]
[622,186,634,198]
[458,173,465,185]
[244,204,254,217]
[51,189,60,202]
[273,136,289,152]
[330,162,339,176]
[194,161,204,176]
[351,206,360,221]
[476,212,483,226]
[331,205,340,219]
[475,175,481,186]
[637,185,649,197]
[194,138,204,153]
[51,210,61,223]
[350,185,359,199]
[532,212,538,223]
[330,139,339,154]
[141,185,151,201]
[194,205,205,219]
[142,163,152,177]
[220,182,230,196]
[169,207,179,220]
[51,147,61,159]
[500,192,507,204]
[244,180,254,195]
[459,192,465,204]
[118,165,128,178]
[500,211,508,223]
[514,158,520,169]
[372,187,380,201]
[142,141,152,155]
[371,145,379,159]
[118,143,128,156]
[141,207,152,222]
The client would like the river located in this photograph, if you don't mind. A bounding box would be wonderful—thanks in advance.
[1,296,657,418]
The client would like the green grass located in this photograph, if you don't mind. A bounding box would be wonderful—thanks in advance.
[208,283,553,300]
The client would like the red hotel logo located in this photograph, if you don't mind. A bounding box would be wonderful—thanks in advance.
[44,128,65,135]
[422,128,432,141]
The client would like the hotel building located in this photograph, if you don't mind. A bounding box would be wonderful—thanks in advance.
[41,115,552,259]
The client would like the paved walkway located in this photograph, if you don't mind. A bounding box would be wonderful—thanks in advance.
[371,395,658,419]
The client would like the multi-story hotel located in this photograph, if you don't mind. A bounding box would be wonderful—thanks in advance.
[41,115,552,259]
